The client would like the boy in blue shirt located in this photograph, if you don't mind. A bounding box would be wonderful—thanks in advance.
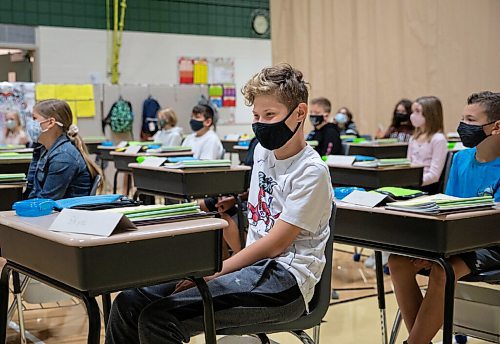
[388,91,500,344]
[105,64,333,344]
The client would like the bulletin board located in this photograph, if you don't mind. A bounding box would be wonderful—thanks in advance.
[0,82,35,126]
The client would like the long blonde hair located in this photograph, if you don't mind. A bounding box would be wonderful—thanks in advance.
[33,99,103,193]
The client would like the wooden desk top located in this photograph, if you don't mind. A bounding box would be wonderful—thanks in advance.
[83,138,107,144]
[0,182,25,190]
[0,211,227,247]
[129,163,250,174]
[336,201,500,222]
[110,150,192,158]
[0,158,32,164]
[221,138,240,143]
[328,163,423,172]
[96,145,117,151]
[233,145,249,151]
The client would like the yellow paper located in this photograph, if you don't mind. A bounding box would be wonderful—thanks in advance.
[76,100,96,117]
[78,84,94,100]
[56,84,78,100]
[66,101,78,125]
[35,84,56,100]
[194,60,208,84]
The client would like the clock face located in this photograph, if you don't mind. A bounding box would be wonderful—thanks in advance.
[252,14,269,35]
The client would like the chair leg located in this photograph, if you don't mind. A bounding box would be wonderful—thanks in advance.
[389,309,402,344]
[12,272,26,344]
[7,275,29,322]
[313,324,321,343]
[291,330,315,344]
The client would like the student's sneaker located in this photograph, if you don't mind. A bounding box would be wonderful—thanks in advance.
[364,252,390,269]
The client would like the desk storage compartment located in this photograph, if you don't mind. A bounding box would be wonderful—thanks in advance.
[330,167,423,189]
[347,145,408,159]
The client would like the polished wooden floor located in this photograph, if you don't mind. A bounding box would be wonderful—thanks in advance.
[5,246,491,343]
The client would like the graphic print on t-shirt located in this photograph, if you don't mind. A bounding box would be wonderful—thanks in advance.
[248,171,281,232]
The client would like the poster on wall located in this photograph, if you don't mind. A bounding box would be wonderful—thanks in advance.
[0,81,35,130]
[36,84,96,124]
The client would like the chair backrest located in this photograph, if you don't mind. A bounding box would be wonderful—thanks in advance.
[90,174,102,196]
[460,269,500,284]
[437,150,456,193]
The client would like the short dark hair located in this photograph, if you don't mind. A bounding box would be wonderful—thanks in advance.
[467,91,500,121]
[192,104,214,125]
[310,97,332,113]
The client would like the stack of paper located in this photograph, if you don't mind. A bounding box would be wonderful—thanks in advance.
[102,202,209,224]
[374,138,399,144]
[385,194,495,215]
[353,158,411,168]
[0,173,26,183]
[0,145,25,150]
[160,146,192,152]
[0,152,33,159]
[164,159,231,169]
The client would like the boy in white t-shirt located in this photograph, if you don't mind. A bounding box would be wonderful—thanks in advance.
[105,64,333,344]
[181,104,223,160]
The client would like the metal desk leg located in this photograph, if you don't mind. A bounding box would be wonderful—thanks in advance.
[0,267,10,344]
[437,258,455,344]
[375,251,388,344]
[102,293,112,329]
[12,272,26,344]
[112,170,119,194]
[191,277,216,344]
[82,295,101,344]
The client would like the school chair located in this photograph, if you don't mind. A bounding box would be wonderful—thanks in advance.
[388,268,500,344]
[436,151,456,193]
[90,174,102,196]
[217,203,337,344]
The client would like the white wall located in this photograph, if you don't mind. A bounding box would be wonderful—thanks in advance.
[36,26,270,137]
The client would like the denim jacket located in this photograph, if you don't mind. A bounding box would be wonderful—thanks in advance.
[26,135,92,200]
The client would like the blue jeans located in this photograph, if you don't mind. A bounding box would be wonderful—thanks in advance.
[105,259,305,344]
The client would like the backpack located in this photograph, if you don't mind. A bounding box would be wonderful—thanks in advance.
[102,99,134,134]
[141,96,161,139]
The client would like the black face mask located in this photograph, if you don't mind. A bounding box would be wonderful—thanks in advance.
[457,121,494,147]
[395,112,410,123]
[190,119,205,132]
[309,115,324,127]
[252,106,301,150]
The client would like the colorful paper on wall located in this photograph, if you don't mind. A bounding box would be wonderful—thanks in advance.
[193,59,208,84]
[35,84,96,119]
[77,100,96,117]
[0,82,36,134]
[35,84,56,100]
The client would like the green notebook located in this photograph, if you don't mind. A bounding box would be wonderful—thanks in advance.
[164,159,231,169]
[0,173,26,181]
[385,195,495,215]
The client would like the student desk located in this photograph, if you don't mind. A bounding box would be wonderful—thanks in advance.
[83,137,106,155]
[0,212,227,344]
[130,163,250,200]
[221,139,240,154]
[0,157,31,174]
[346,142,408,158]
[0,183,24,211]
[233,145,249,164]
[110,151,193,194]
[333,202,500,344]
[96,145,115,162]
[328,163,423,189]
[0,148,33,154]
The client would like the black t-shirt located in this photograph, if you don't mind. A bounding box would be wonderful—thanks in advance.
[308,123,343,156]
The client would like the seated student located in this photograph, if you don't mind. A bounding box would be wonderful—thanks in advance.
[376,98,414,142]
[306,97,343,155]
[388,91,500,344]
[105,63,333,344]
[407,96,448,193]
[152,108,183,146]
[334,106,359,136]
[25,99,102,200]
[181,104,223,160]
[3,110,29,146]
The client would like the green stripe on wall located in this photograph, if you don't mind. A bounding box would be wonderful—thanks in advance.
[0,0,270,39]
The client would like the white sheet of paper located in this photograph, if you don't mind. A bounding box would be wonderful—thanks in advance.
[141,157,167,167]
[125,145,142,154]
[117,141,128,148]
[49,209,136,237]
[326,155,355,167]
[342,190,387,208]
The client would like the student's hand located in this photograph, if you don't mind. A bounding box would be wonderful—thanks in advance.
[412,258,432,270]
[216,196,236,213]
[173,280,195,294]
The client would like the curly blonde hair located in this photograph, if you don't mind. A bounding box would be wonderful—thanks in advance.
[241,63,309,111]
